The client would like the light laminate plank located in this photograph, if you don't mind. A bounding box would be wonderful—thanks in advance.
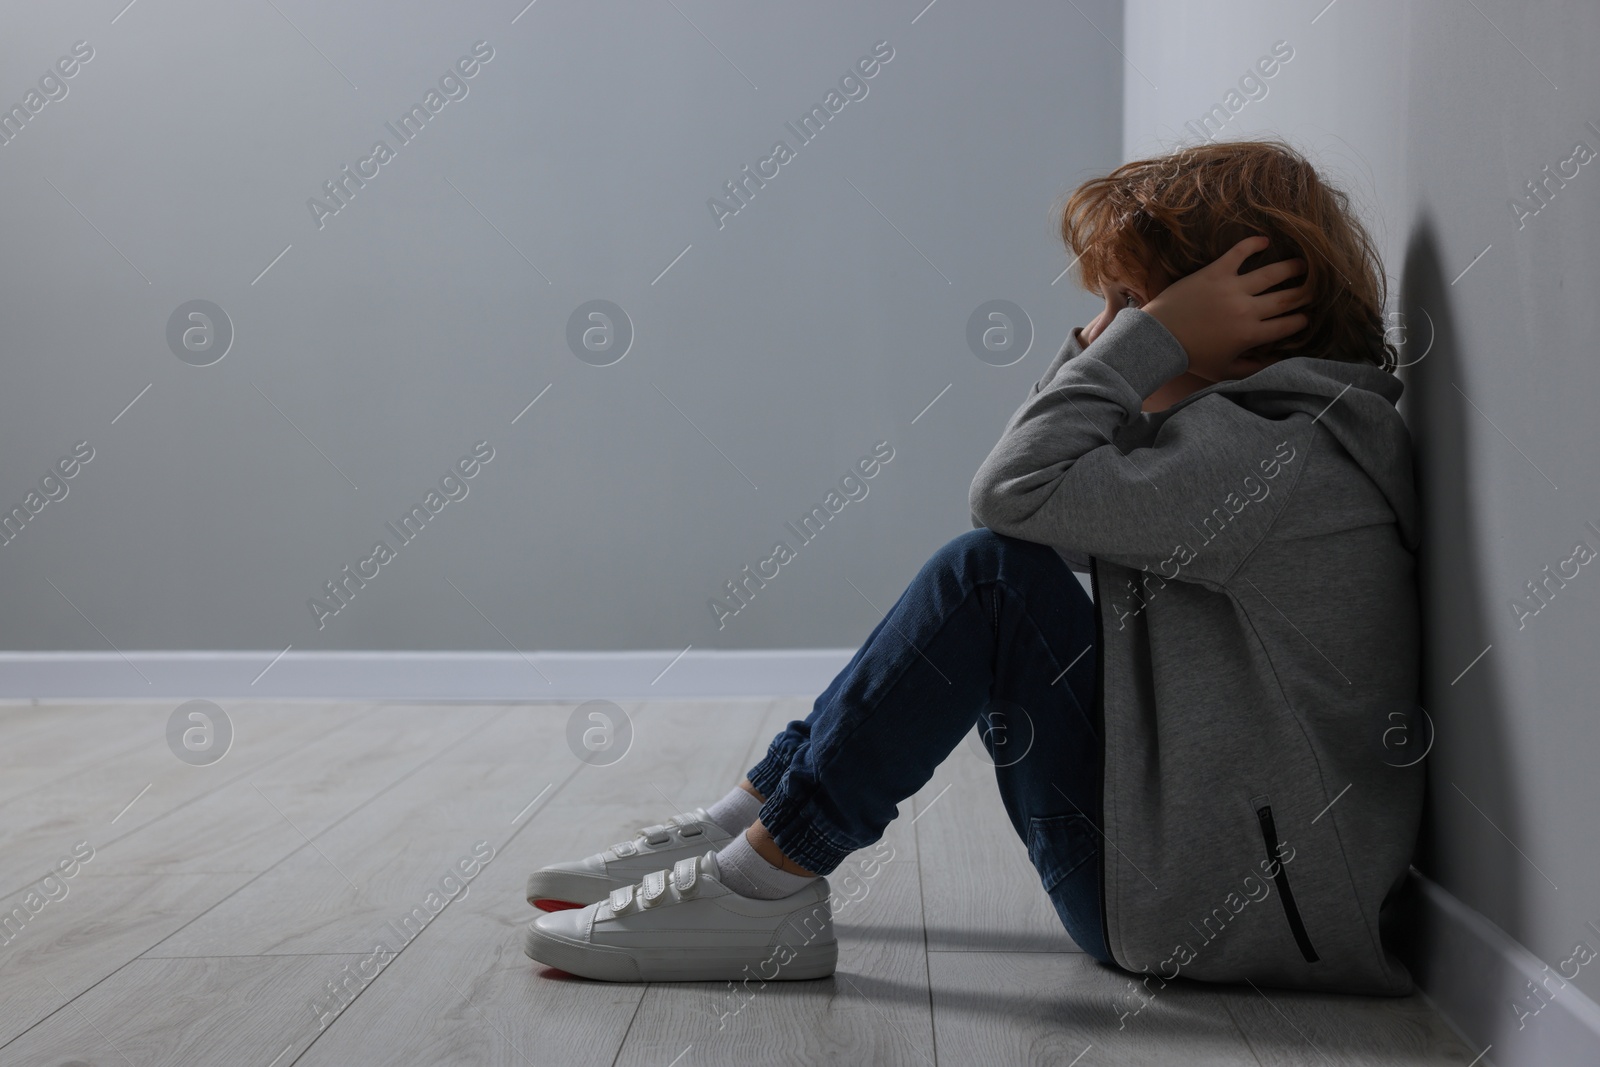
[290,700,774,1067]
[0,871,250,1046]
[0,701,153,764]
[0,703,164,809]
[1,953,366,1066]
[146,707,581,957]
[912,737,1080,953]
[0,705,492,1047]
[75,704,499,877]
[927,950,1264,1066]
[1224,983,1481,1065]
[0,702,376,896]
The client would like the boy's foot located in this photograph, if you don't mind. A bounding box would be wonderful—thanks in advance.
[525,808,734,911]
[522,850,837,982]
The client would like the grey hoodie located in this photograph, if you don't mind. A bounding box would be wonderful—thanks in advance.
[970,307,1423,996]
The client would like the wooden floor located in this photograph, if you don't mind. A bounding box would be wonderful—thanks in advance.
[0,699,1486,1066]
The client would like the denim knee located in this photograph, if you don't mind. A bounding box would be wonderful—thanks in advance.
[934,528,1061,587]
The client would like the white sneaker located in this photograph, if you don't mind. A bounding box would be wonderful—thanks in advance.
[522,850,837,982]
[525,808,734,911]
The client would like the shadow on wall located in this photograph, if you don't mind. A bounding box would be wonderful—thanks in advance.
[1389,209,1520,968]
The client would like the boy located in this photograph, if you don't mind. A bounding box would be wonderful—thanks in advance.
[523,140,1423,996]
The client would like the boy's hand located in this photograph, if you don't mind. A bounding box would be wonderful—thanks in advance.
[1142,235,1310,382]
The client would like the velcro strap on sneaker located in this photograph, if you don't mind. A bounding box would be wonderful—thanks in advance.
[672,856,700,894]
[608,885,634,912]
[640,869,668,905]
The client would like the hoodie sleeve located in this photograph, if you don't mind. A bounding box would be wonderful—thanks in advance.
[969,307,1307,588]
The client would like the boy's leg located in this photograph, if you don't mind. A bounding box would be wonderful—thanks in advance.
[523,645,887,911]
[748,528,1108,959]
[742,608,890,802]
[524,527,1108,980]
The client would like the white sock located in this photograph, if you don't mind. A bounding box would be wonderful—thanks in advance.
[705,786,764,837]
[714,832,818,900]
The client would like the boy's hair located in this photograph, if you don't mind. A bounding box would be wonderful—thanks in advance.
[1058,138,1396,372]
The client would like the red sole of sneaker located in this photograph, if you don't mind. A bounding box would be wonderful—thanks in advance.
[532,898,585,912]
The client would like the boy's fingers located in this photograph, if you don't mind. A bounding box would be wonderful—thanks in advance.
[1260,283,1312,315]
[1245,257,1308,293]
[1254,311,1309,344]
[1223,235,1271,272]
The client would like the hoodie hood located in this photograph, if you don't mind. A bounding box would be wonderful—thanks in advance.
[1163,357,1420,552]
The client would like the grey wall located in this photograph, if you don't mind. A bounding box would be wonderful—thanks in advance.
[0,0,1120,651]
[1124,0,1600,1018]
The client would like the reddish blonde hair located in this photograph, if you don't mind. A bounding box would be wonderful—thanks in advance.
[1059,138,1395,371]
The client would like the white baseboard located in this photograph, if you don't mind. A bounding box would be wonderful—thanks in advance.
[0,649,856,701]
[1411,871,1600,1066]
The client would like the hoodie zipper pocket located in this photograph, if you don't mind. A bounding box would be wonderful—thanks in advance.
[1252,796,1319,964]
[1090,558,1114,966]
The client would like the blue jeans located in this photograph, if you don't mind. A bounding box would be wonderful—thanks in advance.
[746,529,1110,962]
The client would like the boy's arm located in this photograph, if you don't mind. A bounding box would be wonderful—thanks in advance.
[969,307,1306,586]
[965,324,1089,526]
[1028,325,1090,395]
